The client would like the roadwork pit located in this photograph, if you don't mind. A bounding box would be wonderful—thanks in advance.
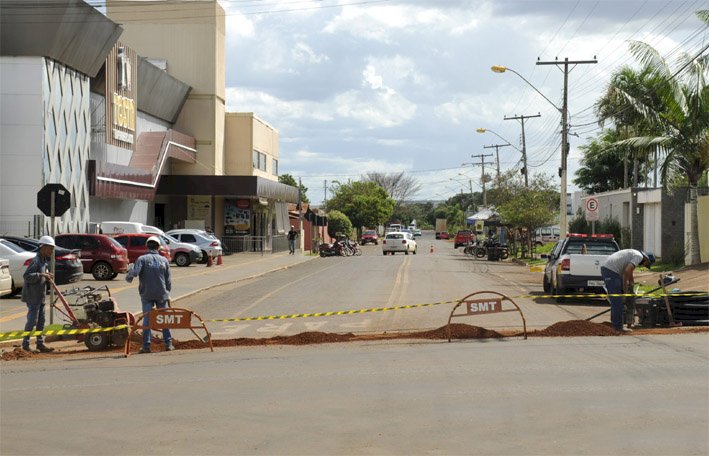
[3,321,708,361]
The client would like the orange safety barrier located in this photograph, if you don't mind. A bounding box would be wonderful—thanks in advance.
[447,290,527,341]
[125,307,214,357]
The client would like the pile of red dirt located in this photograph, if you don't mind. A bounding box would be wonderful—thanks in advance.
[529,320,619,337]
[1,348,39,361]
[410,323,503,340]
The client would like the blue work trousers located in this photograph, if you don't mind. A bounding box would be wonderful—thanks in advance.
[288,239,296,254]
[601,267,624,330]
[141,298,172,348]
[23,302,46,347]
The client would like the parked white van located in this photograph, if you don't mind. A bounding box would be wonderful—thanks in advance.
[100,221,163,235]
[534,225,560,245]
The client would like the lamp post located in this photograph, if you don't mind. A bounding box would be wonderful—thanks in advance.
[490,65,568,237]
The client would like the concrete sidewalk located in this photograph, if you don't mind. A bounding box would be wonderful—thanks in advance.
[0,250,317,334]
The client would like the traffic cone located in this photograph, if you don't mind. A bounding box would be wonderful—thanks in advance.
[430,244,434,254]
[206,251,213,267]
[216,252,223,266]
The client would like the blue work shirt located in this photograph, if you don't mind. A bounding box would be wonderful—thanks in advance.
[21,253,50,306]
[126,250,171,301]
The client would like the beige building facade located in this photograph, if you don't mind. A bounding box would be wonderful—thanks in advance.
[106,1,297,251]
[106,0,226,177]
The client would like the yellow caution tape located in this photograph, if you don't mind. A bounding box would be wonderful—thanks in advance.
[207,300,459,322]
[0,325,128,341]
[2,291,704,339]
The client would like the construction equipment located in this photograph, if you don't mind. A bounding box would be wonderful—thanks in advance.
[50,280,136,351]
[587,274,708,327]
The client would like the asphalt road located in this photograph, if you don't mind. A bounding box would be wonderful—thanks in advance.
[2,333,707,455]
[180,233,605,339]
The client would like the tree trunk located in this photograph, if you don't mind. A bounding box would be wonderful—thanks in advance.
[688,185,701,265]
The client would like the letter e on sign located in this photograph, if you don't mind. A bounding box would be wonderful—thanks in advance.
[466,299,503,315]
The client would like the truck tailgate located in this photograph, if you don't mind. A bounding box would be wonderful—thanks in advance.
[568,254,609,285]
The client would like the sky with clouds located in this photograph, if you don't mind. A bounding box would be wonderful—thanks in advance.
[220,0,708,206]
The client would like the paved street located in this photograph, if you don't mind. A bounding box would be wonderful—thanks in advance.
[2,233,708,455]
[1,233,605,340]
[2,334,707,455]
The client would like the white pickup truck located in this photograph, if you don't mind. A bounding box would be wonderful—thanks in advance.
[542,234,620,302]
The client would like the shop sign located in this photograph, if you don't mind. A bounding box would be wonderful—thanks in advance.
[224,199,251,235]
[112,93,136,131]
[112,128,134,144]
[236,199,250,209]
[105,42,137,151]
[188,196,211,220]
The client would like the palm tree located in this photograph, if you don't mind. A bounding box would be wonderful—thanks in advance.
[598,10,708,265]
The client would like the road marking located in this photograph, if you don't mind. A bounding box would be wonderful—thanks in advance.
[229,262,339,319]
[0,310,26,323]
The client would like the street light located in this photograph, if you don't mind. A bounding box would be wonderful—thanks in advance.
[477,127,529,187]
[491,64,569,238]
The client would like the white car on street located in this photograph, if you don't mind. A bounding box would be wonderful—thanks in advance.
[166,229,222,263]
[382,232,417,255]
[0,239,35,295]
[0,258,12,297]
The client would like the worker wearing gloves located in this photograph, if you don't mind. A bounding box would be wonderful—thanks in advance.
[21,236,56,353]
[126,236,174,353]
[600,249,656,332]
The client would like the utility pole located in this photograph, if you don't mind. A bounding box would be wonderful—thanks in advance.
[471,153,494,207]
[482,144,510,185]
[504,112,540,188]
[536,57,597,238]
[323,179,328,207]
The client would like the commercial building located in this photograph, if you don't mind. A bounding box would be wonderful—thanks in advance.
[1,0,299,252]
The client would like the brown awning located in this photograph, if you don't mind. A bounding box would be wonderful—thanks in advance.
[157,175,299,203]
[89,129,196,200]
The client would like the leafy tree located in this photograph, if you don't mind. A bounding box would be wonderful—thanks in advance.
[278,173,310,204]
[597,11,709,264]
[362,172,421,207]
[327,181,395,234]
[497,174,558,256]
[574,130,644,193]
[326,210,353,239]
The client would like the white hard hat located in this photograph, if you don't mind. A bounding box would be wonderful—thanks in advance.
[146,235,161,247]
[38,235,55,247]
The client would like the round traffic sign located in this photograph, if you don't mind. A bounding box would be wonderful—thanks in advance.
[585,198,599,212]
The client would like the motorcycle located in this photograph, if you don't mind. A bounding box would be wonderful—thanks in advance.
[319,241,345,257]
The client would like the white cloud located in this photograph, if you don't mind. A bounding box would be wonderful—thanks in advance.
[292,42,329,64]
[362,64,384,89]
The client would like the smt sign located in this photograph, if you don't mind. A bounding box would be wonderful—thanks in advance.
[466,299,503,315]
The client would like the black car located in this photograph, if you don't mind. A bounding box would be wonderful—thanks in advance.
[0,236,83,285]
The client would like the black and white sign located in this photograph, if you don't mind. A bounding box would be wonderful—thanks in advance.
[585,197,599,222]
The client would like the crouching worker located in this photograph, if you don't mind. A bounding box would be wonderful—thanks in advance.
[600,249,655,332]
[126,236,174,353]
[21,236,56,353]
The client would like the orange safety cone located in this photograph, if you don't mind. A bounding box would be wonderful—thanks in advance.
[430,244,434,254]
[216,252,223,266]
[206,251,213,267]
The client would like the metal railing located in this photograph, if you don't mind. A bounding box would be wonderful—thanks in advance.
[221,236,266,254]
[220,235,290,255]
[271,235,289,254]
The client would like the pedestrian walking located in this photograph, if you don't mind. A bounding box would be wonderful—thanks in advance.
[21,236,56,353]
[600,249,655,331]
[287,225,299,255]
[126,236,174,353]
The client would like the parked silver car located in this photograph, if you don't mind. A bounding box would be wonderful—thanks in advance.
[159,233,203,267]
[165,229,222,263]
